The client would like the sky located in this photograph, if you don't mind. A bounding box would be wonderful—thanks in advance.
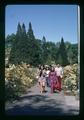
[5,5,78,44]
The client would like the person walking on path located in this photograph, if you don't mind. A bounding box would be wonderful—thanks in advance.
[38,65,46,93]
[55,64,63,91]
[45,66,50,87]
[49,66,58,93]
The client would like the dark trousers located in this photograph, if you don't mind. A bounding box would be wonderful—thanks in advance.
[46,77,50,87]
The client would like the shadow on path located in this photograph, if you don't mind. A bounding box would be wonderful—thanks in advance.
[5,94,79,116]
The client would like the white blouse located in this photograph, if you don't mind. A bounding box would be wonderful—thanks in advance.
[55,67,63,77]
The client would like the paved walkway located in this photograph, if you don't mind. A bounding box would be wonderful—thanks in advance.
[5,82,79,116]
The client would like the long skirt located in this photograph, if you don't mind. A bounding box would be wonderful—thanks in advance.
[50,80,58,92]
[50,77,62,92]
[56,76,62,91]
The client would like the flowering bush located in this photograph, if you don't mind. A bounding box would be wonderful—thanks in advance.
[62,64,78,94]
[5,63,38,101]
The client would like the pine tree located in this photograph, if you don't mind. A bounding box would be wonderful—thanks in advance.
[9,23,21,64]
[58,37,69,66]
[27,22,44,66]
[41,36,48,64]
[16,22,22,38]
[9,23,28,64]
[27,22,35,40]
[21,23,27,49]
[42,36,46,42]
[22,23,26,36]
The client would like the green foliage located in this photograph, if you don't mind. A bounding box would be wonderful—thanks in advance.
[65,42,78,64]
[6,22,78,67]
[5,33,16,48]
[57,37,69,66]
[27,22,35,39]
[5,65,37,102]
[5,78,25,101]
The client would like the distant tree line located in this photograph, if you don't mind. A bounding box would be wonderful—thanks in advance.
[5,22,78,66]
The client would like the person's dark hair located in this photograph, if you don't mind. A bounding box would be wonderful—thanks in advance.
[42,65,45,69]
[39,70,43,77]
[38,65,41,70]
[50,66,55,72]
[49,65,51,69]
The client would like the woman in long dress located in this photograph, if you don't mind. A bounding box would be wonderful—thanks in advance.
[49,66,58,93]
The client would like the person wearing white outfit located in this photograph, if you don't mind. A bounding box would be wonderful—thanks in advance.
[55,64,63,91]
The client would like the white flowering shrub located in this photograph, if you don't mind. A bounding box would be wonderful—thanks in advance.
[62,64,78,92]
[5,63,37,101]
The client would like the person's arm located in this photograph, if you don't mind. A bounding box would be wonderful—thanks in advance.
[61,68,63,75]
[48,72,51,80]
[55,71,58,81]
[60,67,63,78]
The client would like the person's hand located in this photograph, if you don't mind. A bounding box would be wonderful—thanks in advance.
[36,75,39,79]
[60,75,63,79]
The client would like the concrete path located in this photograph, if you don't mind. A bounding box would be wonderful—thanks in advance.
[5,82,79,116]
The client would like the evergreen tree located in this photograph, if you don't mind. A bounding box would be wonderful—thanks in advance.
[41,36,48,64]
[16,22,22,38]
[27,22,35,40]
[9,23,21,64]
[65,42,78,64]
[58,37,69,66]
[68,44,78,64]
[21,23,28,51]
[5,34,16,48]
[8,22,78,66]
[42,36,46,43]
[9,23,28,64]
[22,23,26,36]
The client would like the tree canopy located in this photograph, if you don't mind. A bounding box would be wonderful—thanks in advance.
[5,22,78,66]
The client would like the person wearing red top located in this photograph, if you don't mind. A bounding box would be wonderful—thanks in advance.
[49,66,58,93]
